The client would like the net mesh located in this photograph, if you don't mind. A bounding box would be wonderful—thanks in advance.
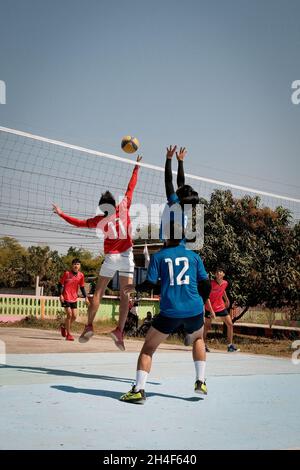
[0,126,299,254]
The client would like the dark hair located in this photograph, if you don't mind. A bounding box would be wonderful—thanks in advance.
[176,185,200,206]
[72,258,81,265]
[99,191,116,208]
[215,265,226,273]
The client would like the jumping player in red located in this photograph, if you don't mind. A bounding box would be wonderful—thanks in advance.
[52,155,142,350]
[204,266,240,352]
[58,258,89,341]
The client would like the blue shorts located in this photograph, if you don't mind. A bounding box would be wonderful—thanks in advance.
[152,313,204,335]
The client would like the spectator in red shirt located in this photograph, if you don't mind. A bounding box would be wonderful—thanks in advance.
[52,155,142,350]
[204,266,240,353]
[58,258,89,341]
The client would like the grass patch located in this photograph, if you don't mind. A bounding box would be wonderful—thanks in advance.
[206,333,293,358]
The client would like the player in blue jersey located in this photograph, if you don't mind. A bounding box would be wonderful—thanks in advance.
[160,145,200,242]
[120,222,211,404]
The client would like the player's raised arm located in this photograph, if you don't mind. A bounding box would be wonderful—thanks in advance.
[176,147,187,188]
[165,145,177,199]
[124,155,142,206]
[52,203,103,228]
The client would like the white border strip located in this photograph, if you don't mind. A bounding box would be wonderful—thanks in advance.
[0,126,299,204]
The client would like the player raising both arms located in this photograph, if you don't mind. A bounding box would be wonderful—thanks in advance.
[52,155,142,351]
[160,145,200,242]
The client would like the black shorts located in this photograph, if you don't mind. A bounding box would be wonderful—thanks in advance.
[152,313,204,335]
[205,309,229,319]
[62,301,78,309]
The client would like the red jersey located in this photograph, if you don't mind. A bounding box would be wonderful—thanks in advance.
[60,271,85,303]
[206,279,228,312]
[59,165,139,254]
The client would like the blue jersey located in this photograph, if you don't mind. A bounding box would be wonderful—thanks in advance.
[159,193,187,241]
[146,244,208,318]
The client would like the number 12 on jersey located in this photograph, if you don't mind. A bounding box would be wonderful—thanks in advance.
[165,257,190,286]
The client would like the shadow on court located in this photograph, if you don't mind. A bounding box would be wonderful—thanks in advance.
[52,385,204,402]
[1,364,160,386]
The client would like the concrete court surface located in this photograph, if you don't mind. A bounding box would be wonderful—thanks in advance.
[0,328,299,450]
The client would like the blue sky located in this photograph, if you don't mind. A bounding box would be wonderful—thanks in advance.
[0,0,299,199]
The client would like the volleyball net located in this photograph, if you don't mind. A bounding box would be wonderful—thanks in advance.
[0,126,299,254]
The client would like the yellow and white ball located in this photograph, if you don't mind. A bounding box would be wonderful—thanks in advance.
[121,135,140,154]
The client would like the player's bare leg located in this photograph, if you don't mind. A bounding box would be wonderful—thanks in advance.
[110,275,134,351]
[70,308,77,328]
[64,307,72,334]
[78,275,110,343]
[224,314,240,352]
[192,326,207,394]
[120,327,168,404]
[64,307,75,341]
[137,327,168,372]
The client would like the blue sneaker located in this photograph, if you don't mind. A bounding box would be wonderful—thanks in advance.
[227,344,240,352]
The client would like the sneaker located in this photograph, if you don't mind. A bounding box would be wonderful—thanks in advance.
[194,380,207,395]
[205,345,210,353]
[120,386,146,404]
[78,324,94,343]
[60,325,66,338]
[227,344,240,352]
[110,328,125,351]
[65,333,74,341]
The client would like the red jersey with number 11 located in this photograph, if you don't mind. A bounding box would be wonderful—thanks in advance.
[58,165,139,254]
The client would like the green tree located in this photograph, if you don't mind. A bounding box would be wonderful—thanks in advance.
[0,237,28,288]
[199,190,299,321]
[22,245,65,295]
[62,247,103,278]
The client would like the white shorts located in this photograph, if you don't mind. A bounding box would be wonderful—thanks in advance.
[99,248,135,279]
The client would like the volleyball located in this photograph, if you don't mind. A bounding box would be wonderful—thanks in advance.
[121,135,140,154]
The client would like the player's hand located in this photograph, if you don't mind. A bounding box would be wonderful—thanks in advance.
[176,147,187,161]
[52,203,63,216]
[85,297,90,306]
[211,311,216,319]
[166,145,177,159]
[136,155,142,163]
[123,284,136,296]
[60,295,64,303]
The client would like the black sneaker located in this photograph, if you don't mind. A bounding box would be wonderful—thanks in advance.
[194,380,207,395]
[205,345,210,352]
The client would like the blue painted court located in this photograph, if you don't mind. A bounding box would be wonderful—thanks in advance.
[0,351,299,450]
